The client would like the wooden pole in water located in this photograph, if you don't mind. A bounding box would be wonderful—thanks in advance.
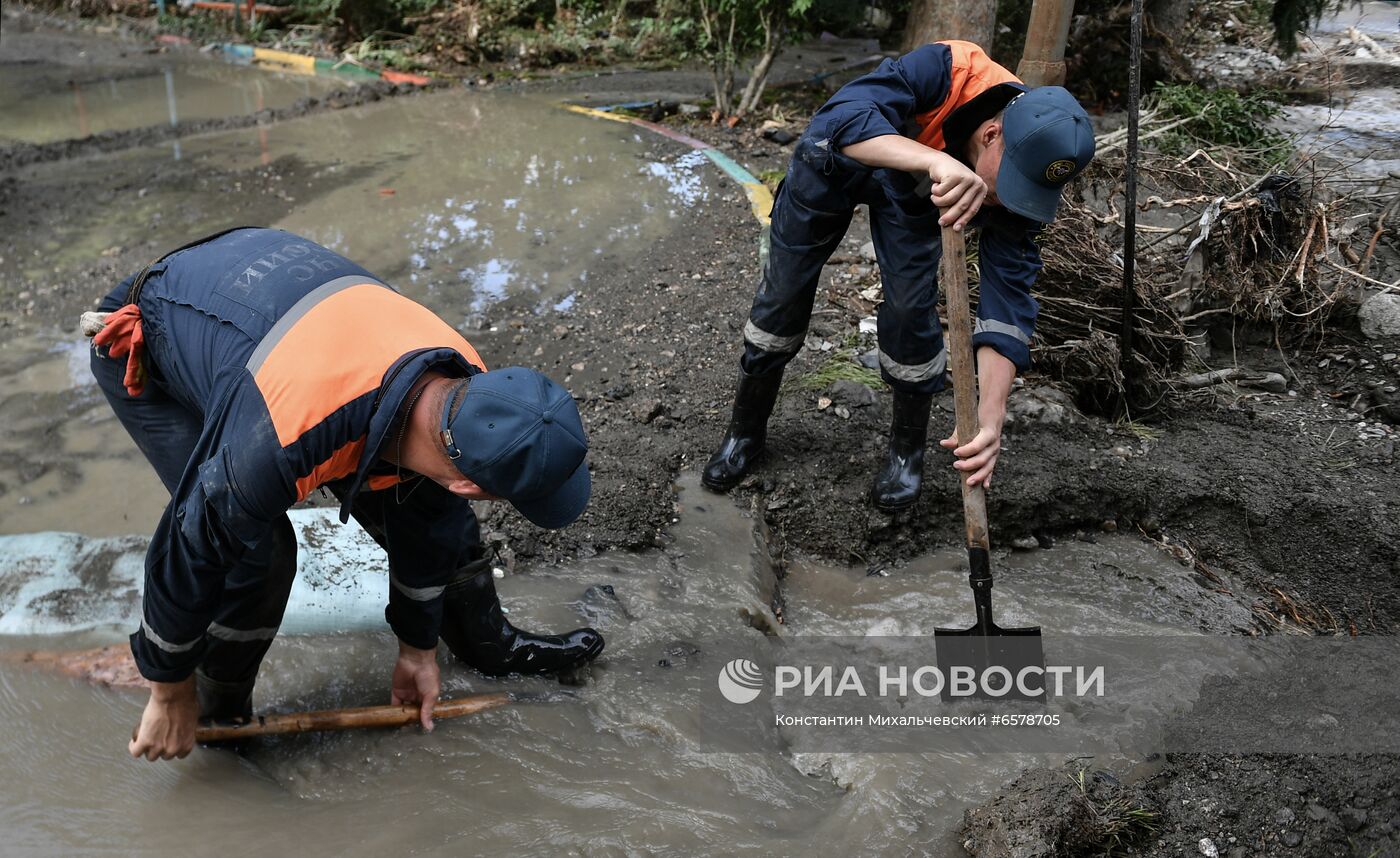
[195,693,514,743]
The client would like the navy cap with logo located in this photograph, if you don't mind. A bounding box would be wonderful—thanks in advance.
[997,86,1095,224]
[440,367,590,529]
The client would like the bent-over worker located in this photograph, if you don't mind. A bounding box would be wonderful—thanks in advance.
[703,41,1095,509]
[89,227,605,761]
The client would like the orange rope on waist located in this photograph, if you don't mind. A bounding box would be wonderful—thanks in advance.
[91,304,147,397]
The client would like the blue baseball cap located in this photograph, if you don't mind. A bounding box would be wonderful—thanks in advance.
[998,86,1095,223]
[440,367,590,529]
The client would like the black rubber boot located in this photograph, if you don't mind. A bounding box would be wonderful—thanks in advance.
[702,368,784,492]
[195,669,254,726]
[871,391,933,512]
[439,566,605,677]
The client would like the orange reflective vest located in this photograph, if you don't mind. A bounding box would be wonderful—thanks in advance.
[914,40,1022,151]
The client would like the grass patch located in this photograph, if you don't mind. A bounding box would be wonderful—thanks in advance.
[757,168,786,192]
[1117,420,1163,441]
[1149,82,1291,168]
[792,352,884,392]
[1071,767,1161,854]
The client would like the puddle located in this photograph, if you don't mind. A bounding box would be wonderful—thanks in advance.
[2,89,716,322]
[0,473,1257,855]
[0,329,168,537]
[781,536,1256,637]
[173,91,712,321]
[0,38,339,146]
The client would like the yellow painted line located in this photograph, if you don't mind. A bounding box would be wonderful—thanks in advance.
[740,181,774,226]
[252,47,317,76]
[562,104,635,124]
[563,102,773,226]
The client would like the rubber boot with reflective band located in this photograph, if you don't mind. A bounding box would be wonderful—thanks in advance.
[702,368,784,492]
[871,391,933,512]
[439,566,604,676]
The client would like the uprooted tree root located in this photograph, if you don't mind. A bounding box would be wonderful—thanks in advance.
[1022,139,1389,416]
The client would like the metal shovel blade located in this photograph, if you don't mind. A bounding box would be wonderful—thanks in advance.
[934,626,1045,703]
[934,551,1044,703]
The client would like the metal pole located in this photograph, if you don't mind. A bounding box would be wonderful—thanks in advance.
[1016,0,1075,87]
[1118,0,1142,410]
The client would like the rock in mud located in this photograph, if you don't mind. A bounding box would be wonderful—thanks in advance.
[960,764,1159,858]
[1358,293,1400,341]
[830,379,877,408]
[1003,387,1077,426]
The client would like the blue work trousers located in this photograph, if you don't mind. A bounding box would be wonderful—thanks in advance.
[741,136,947,395]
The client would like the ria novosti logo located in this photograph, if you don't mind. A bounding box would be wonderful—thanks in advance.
[718,658,764,704]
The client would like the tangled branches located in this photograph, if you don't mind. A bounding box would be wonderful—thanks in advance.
[1026,131,1391,415]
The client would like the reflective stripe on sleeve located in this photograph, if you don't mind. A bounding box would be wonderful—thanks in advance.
[140,618,203,654]
[207,622,279,643]
[973,318,1031,345]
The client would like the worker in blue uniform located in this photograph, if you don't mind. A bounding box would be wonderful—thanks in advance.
[702,41,1095,510]
[88,227,605,761]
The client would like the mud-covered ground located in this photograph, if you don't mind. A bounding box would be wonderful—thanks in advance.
[3,4,1399,855]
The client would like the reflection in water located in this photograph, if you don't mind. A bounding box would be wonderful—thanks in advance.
[163,68,181,161]
[0,55,336,145]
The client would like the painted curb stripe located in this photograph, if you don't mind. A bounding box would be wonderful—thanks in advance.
[564,103,773,226]
[253,47,316,75]
[213,43,431,86]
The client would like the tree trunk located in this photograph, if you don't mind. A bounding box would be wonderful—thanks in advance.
[902,0,998,53]
[1016,0,1075,87]
[735,15,781,117]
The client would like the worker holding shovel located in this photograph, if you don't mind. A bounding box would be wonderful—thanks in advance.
[703,41,1095,509]
[87,227,605,761]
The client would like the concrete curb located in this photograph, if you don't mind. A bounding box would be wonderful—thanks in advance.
[215,43,433,86]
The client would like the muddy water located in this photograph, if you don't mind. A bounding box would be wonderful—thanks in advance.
[0,473,1254,856]
[155,92,714,320]
[0,328,167,536]
[0,28,339,145]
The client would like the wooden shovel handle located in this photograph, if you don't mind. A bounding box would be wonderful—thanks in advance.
[940,226,991,552]
[194,692,512,743]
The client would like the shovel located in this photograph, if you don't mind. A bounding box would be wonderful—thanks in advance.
[933,225,1044,700]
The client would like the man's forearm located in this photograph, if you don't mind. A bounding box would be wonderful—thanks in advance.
[842,134,945,173]
[975,346,1017,429]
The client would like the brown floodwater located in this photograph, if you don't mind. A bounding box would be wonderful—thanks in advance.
[0,472,1259,856]
[0,21,340,146]
[0,87,718,535]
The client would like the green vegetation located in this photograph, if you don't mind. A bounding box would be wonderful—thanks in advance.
[794,352,884,391]
[757,168,786,192]
[1149,82,1291,167]
[1070,767,1161,854]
